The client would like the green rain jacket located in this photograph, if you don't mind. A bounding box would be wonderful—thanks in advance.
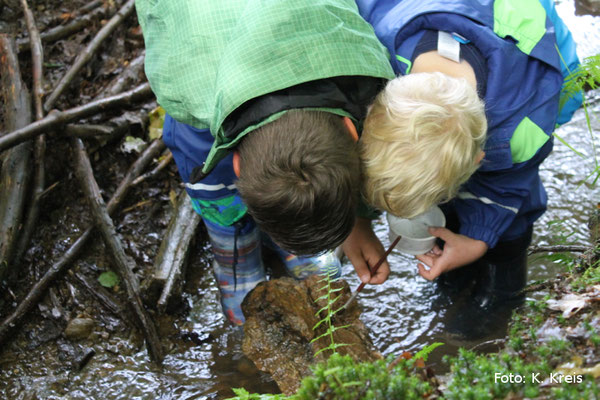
[135,0,395,175]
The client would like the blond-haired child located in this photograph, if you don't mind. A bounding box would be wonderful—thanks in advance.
[343,0,582,338]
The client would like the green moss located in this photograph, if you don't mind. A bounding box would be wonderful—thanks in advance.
[572,261,600,290]
[294,353,433,400]
[551,375,600,399]
[443,349,552,400]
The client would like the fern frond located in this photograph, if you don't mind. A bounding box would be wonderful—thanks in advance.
[414,342,444,362]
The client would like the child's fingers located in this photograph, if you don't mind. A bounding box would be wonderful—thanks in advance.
[415,253,434,266]
[352,261,373,284]
[368,261,390,284]
[428,226,455,242]
[417,263,432,280]
[418,263,442,281]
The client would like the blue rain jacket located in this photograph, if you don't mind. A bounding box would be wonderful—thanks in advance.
[356,0,582,247]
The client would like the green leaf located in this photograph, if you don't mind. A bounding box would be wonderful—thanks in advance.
[414,342,444,362]
[121,136,147,154]
[552,132,585,158]
[98,271,120,288]
[148,106,166,140]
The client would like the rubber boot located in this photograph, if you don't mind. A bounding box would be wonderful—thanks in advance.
[446,228,532,341]
[434,206,481,301]
[204,217,266,325]
[436,261,482,300]
[261,234,342,280]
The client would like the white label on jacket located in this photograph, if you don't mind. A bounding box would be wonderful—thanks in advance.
[438,31,461,63]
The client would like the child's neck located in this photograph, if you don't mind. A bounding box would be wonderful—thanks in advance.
[412,50,477,90]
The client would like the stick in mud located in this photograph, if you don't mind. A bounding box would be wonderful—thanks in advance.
[63,110,152,152]
[96,51,146,100]
[0,35,33,280]
[71,137,164,364]
[527,244,588,255]
[71,271,130,325]
[13,0,47,268]
[154,191,202,313]
[43,0,137,111]
[0,82,153,153]
[16,1,108,52]
[0,138,165,348]
[132,150,173,186]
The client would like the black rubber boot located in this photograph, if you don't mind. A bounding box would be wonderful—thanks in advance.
[434,208,482,303]
[445,227,532,341]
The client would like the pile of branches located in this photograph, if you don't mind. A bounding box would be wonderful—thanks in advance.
[0,0,196,366]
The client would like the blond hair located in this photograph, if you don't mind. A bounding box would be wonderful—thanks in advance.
[360,72,487,218]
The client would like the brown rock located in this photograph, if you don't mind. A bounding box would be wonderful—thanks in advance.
[64,318,95,341]
[241,276,381,395]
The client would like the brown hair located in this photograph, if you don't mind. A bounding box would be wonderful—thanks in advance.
[236,110,360,255]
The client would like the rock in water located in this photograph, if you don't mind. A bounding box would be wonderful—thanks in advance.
[241,276,382,395]
[64,318,95,341]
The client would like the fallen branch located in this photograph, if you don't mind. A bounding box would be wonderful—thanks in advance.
[155,191,201,312]
[71,271,130,325]
[0,138,165,347]
[19,0,43,116]
[132,150,173,186]
[468,338,506,352]
[13,0,47,268]
[72,136,163,364]
[76,0,106,14]
[97,51,145,99]
[522,274,568,294]
[63,110,147,140]
[17,5,108,52]
[0,82,153,153]
[63,123,121,138]
[61,109,151,152]
[528,245,588,255]
[0,35,32,279]
[43,0,137,111]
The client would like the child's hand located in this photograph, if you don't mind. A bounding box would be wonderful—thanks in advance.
[342,217,390,284]
[415,227,488,281]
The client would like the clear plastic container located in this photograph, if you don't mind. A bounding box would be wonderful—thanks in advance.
[387,206,446,255]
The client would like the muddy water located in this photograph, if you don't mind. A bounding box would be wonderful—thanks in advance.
[1,3,599,400]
